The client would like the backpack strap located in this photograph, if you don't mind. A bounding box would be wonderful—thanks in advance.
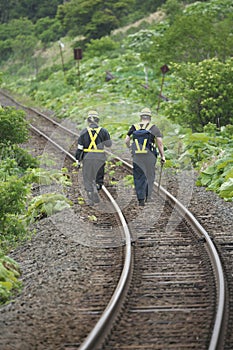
[84,127,104,152]
[134,122,153,131]
[132,123,152,154]
[132,123,155,154]
[134,138,148,154]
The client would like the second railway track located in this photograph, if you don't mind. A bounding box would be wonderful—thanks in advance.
[0,89,231,350]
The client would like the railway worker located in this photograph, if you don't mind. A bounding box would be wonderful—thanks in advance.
[125,107,166,206]
[75,110,112,205]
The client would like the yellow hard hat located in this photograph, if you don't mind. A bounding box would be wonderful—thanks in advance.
[140,107,152,117]
[88,110,99,118]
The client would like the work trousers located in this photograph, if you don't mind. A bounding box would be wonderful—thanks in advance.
[133,152,156,201]
[82,157,105,192]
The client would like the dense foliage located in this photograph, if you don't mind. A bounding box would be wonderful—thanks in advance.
[0,254,21,304]
[180,124,233,201]
[146,0,233,63]
[0,107,71,249]
[0,0,63,24]
[0,0,168,26]
[0,106,29,144]
[0,0,213,63]
[164,59,233,130]
[0,107,72,304]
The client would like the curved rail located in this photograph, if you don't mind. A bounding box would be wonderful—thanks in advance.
[31,121,225,350]
[78,185,133,350]
[29,123,134,350]
[158,185,225,350]
[119,159,225,350]
[0,89,225,349]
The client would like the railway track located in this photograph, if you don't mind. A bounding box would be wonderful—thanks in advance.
[0,89,228,350]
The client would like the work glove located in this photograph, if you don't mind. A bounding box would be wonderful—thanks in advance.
[160,157,166,165]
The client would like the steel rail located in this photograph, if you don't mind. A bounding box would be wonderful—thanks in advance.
[0,89,78,136]
[157,184,225,350]
[32,106,224,349]
[1,90,225,349]
[119,159,225,350]
[29,124,75,155]
[78,185,133,350]
[29,123,134,350]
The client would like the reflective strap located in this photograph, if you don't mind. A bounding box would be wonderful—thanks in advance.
[84,127,104,152]
[134,123,152,131]
[84,149,104,152]
[135,139,148,153]
[133,123,155,153]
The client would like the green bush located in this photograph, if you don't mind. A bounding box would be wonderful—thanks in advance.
[86,37,120,58]
[0,255,21,305]
[35,17,64,45]
[13,147,39,170]
[197,154,233,201]
[26,193,72,222]
[1,147,39,171]
[0,107,29,145]
[0,163,73,251]
[0,175,30,250]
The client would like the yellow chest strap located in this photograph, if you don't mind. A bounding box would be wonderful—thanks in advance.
[84,127,104,152]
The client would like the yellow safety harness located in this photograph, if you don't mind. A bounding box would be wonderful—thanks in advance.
[133,123,153,154]
[84,127,104,153]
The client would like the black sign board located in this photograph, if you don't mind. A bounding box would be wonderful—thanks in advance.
[74,48,82,60]
[160,64,169,74]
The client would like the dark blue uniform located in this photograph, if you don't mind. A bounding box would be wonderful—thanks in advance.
[75,122,112,195]
[127,122,162,203]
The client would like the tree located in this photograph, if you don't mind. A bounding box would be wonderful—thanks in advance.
[0,0,63,24]
[0,18,34,40]
[143,0,233,65]
[85,9,119,40]
[0,0,16,24]
[147,13,232,64]
[0,18,37,62]
[161,0,184,24]
[134,0,166,15]
[164,58,233,131]
[212,13,233,62]
[57,0,135,40]
[35,17,64,45]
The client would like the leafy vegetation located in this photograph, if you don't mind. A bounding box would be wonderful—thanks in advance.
[197,156,233,201]
[163,59,233,131]
[0,107,72,304]
[0,158,72,252]
[0,255,21,305]
[0,106,29,144]
[148,1,233,63]
[27,193,72,222]
[123,174,134,187]
[0,0,63,24]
